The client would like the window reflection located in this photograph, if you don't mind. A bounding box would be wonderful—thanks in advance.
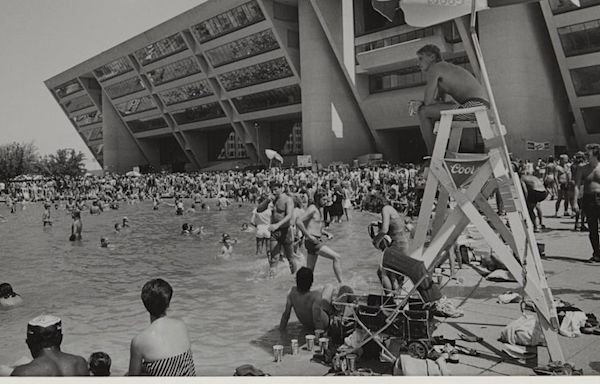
[73,110,102,127]
[558,20,600,57]
[369,56,471,93]
[105,76,145,99]
[94,57,133,82]
[159,80,213,105]
[571,65,600,96]
[134,33,188,66]
[115,95,156,116]
[218,57,293,91]
[64,94,94,113]
[146,57,201,86]
[172,102,225,125]
[128,116,168,133]
[232,85,301,114]
[55,79,83,98]
[549,0,600,14]
[216,131,248,160]
[191,1,264,43]
[272,121,302,155]
[205,29,279,67]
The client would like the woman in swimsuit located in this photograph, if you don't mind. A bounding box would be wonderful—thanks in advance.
[128,279,195,376]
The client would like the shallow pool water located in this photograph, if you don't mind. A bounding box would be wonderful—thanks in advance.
[0,201,381,376]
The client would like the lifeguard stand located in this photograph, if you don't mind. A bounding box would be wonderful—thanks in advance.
[409,5,565,363]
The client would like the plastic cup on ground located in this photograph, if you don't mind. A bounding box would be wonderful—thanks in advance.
[291,339,299,355]
[305,335,315,351]
[346,353,357,372]
[273,345,283,362]
[319,337,329,354]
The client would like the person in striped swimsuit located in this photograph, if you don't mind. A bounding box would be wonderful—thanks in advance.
[128,279,195,376]
[415,44,490,154]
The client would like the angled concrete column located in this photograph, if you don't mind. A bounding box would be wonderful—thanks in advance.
[298,0,375,165]
[101,92,152,173]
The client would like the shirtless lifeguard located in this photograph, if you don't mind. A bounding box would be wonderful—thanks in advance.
[416,44,489,154]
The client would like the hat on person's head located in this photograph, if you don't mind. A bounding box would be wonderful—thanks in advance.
[560,154,569,161]
[222,233,231,242]
[27,314,62,336]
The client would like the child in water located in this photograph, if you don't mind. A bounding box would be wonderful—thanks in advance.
[70,211,82,241]
[100,237,110,248]
[219,233,237,260]
[42,203,52,227]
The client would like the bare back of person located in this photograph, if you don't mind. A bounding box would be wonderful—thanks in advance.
[133,317,191,362]
[521,175,546,193]
[288,287,326,330]
[11,350,88,376]
[433,62,488,104]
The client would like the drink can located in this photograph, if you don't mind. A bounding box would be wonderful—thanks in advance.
[319,337,329,354]
[305,335,315,351]
[273,344,284,362]
[291,339,299,355]
[346,353,357,372]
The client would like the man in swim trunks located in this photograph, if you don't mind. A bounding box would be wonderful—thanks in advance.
[269,181,298,273]
[520,171,547,232]
[415,44,490,154]
[545,156,558,200]
[279,267,351,333]
[296,196,343,283]
[11,315,89,376]
[574,144,600,263]
[555,154,572,217]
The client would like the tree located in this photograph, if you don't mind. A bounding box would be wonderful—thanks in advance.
[38,148,86,178]
[0,142,39,182]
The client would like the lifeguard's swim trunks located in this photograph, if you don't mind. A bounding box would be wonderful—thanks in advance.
[453,97,490,121]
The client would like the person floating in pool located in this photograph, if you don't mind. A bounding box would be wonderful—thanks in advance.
[181,223,202,236]
[114,223,122,233]
[70,211,82,241]
[42,203,53,227]
[122,217,130,228]
[219,233,237,260]
[0,283,23,308]
[100,237,110,248]
[10,315,89,376]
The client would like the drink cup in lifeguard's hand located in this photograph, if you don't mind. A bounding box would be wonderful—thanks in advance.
[291,339,299,355]
[273,345,284,362]
[346,353,357,372]
[319,337,329,354]
[305,335,315,351]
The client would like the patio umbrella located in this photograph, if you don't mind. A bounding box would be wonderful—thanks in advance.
[265,149,283,169]
[125,170,141,177]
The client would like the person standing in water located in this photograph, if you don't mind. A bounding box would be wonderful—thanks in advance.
[70,211,82,241]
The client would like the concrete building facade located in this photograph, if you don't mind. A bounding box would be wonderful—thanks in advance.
[45,0,581,173]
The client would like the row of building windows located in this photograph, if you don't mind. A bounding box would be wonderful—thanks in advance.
[276,121,303,155]
[206,29,279,68]
[571,64,600,96]
[94,57,133,82]
[146,57,201,86]
[87,127,103,141]
[128,116,168,133]
[135,33,188,66]
[63,94,94,113]
[172,102,226,125]
[54,79,83,99]
[105,76,146,99]
[191,1,264,43]
[159,80,213,106]
[369,56,471,93]
[115,95,156,116]
[232,84,301,114]
[550,0,600,14]
[356,27,435,54]
[558,19,600,57]
[216,131,248,160]
[73,110,102,127]
[218,57,293,91]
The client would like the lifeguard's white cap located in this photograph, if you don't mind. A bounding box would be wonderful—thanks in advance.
[27,315,62,334]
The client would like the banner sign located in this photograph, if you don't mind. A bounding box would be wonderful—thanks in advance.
[443,158,488,188]
[526,141,550,151]
[297,155,312,168]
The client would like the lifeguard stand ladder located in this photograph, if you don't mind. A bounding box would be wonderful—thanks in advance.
[409,105,564,363]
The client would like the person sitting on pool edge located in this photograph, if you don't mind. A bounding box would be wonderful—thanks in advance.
[0,283,23,308]
[11,315,89,376]
[128,278,195,376]
[279,267,353,334]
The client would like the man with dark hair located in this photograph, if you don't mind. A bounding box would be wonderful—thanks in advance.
[574,143,600,262]
[269,180,298,273]
[279,267,351,333]
[415,44,489,153]
[11,315,89,376]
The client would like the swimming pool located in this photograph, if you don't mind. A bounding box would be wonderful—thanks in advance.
[0,201,380,375]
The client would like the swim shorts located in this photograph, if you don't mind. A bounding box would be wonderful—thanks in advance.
[271,226,293,246]
[256,224,270,239]
[527,190,547,205]
[453,98,491,121]
[305,236,324,255]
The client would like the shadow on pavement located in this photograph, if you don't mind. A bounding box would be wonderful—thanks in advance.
[250,322,305,354]
[550,288,600,301]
